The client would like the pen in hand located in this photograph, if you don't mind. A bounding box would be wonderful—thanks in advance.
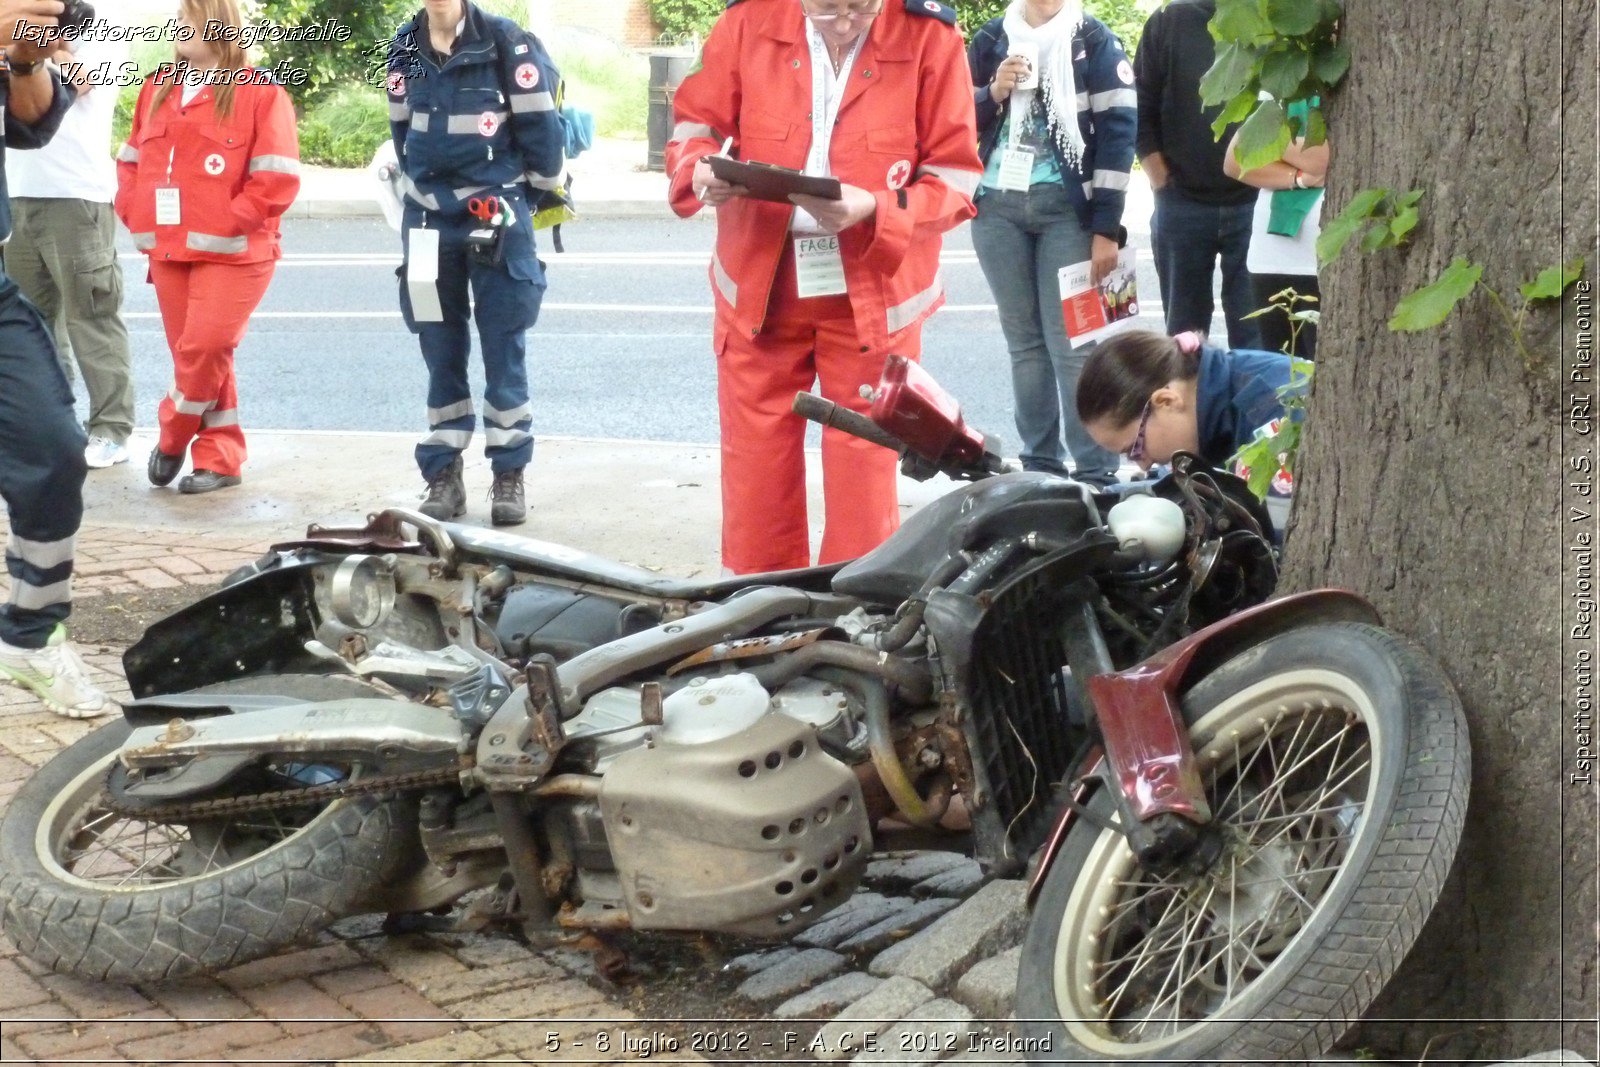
[698,136,735,203]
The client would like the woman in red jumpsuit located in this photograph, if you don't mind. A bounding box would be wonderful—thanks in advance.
[115,0,300,494]
[667,0,982,575]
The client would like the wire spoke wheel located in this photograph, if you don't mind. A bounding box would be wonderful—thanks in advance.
[1016,623,1469,1065]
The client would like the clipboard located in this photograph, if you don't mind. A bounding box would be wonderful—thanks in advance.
[708,156,843,205]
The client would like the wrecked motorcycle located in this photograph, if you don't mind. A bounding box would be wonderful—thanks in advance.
[0,358,1467,1065]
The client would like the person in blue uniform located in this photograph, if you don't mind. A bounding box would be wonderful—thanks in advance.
[1076,327,1299,470]
[386,0,565,526]
[0,0,114,718]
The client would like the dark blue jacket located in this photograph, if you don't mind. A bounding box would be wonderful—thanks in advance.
[0,72,71,246]
[967,16,1137,237]
[1195,343,1302,462]
[386,3,564,217]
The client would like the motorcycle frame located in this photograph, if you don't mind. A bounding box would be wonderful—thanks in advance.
[1025,588,1383,906]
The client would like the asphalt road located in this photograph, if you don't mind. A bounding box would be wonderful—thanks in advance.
[101,213,1188,452]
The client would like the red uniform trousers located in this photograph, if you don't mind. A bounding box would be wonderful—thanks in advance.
[149,259,274,477]
[718,249,922,575]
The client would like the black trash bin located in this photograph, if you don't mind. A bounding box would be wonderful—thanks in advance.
[647,49,699,172]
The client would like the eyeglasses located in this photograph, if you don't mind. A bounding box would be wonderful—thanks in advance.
[1127,399,1155,464]
[801,2,884,23]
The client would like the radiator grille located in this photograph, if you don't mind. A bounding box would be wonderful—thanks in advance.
[966,559,1089,859]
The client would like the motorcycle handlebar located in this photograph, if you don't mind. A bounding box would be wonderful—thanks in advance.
[791,392,907,454]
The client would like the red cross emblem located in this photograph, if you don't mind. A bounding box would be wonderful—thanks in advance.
[478,112,500,137]
[924,1,940,11]
[515,63,539,90]
[387,70,406,96]
[204,153,225,176]
[887,159,912,189]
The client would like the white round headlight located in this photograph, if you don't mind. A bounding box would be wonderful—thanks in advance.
[1107,495,1187,562]
[330,555,397,629]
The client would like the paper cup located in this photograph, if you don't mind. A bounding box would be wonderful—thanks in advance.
[1009,40,1039,90]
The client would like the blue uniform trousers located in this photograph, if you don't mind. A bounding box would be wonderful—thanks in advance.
[0,273,87,647]
[400,194,546,479]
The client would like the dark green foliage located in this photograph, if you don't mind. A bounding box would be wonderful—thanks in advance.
[650,0,726,42]
[257,0,414,108]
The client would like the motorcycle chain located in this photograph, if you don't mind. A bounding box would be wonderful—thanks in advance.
[99,765,464,822]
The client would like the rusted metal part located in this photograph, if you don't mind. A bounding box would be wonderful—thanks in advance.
[640,682,664,726]
[557,902,633,931]
[664,628,830,676]
[531,774,603,799]
[161,718,195,744]
[933,695,979,803]
[100,764,462,821]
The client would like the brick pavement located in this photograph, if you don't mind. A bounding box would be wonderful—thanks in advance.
[0,520,710,1067]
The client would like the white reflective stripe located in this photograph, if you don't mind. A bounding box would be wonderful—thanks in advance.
[411,111,431,133]
[712,252,738,309]
[917,165,980,197]
[10,578,71,612]
[453,183,491,201]
[523,170,563,191]
[1092,170,1131,191]
[509,91,554,114]
[1089,88,1138,111]
[484,427,533,449]
[483,402,532,428]
[429,399,475,424]
[201,408,240,428]
[8,533,74,570]
[131,232,156,250]
[249,154,300,176]
[187,232,248,254]
[885,271,944,334]
[672,121,714,142]
[1075,92,1089,110]
[421,429,472,449]
[116,143,139,163]
[447,111,508,134]
[1082,181,1094,198]
[390,102,410,121]
[400,174,440,210]
[168,387,216,416]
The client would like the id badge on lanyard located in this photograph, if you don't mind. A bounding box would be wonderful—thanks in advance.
[155,147,182,224]
[792,26,861,299]
[996,89,1036,193]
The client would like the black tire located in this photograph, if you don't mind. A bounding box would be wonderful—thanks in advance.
[0,674,417,982]
[1015,623,1470,1065]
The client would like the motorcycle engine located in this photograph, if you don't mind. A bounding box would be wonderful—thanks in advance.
[561,673,872,937]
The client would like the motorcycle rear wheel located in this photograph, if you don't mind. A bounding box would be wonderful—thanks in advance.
[1015,622,1470,1065]
[0,674,415,982]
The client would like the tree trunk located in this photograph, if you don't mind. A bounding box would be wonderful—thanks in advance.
[1281,1,1598,1061]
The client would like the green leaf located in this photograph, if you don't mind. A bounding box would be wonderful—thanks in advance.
[1389,205,1420,242]
[1265,0,1322,36]
[1259,47,1311,100]
[1210,0,1271,43]
[1300,105,1327,147]
[1519,257,1587,301]
[1398,188,1426,209]
[1310,41,1351,86]
[1199,41,1257,106]
[1388,258,1485,332]
[1242,305,1277,320]
[1209,90,1260,139]
[1359,223,1392,254]
[1232,100,1293,173]
[1316,187,1389,266]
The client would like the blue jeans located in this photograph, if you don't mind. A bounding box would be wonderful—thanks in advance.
[1150,186,1261,349]
[971,186,1120,485]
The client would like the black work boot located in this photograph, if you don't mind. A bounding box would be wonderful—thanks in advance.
[419,456,466,520]
[490,467,527,526]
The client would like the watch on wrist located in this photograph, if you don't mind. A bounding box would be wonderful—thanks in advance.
[1291,169,1306,190]
[6,56,41,76]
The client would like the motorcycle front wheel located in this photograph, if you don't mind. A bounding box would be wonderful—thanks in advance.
[1015,622,1470,1065]
[0,675,415,983]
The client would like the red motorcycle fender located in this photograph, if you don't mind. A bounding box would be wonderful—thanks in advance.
[1024,588,1382,907]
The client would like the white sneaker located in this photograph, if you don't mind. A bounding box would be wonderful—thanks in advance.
[85,436,130,469]
[0,626,114,718]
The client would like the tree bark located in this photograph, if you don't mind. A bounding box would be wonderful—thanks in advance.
[1281,0,1598,1060]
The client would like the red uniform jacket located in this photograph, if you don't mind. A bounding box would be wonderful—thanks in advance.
[666,0,981,357]
[115,68,301,264]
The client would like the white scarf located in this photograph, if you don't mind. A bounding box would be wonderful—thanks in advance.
[1002,0,1085,171]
